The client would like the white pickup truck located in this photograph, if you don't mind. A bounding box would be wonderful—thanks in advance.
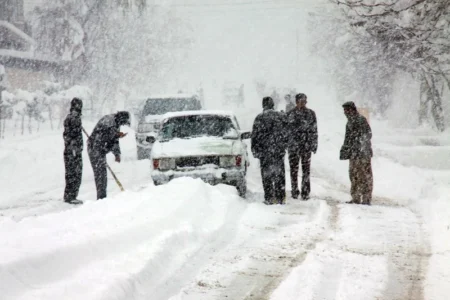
[149,110,251,197]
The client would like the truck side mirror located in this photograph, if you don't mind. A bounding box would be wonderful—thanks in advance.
[240,132,251,140]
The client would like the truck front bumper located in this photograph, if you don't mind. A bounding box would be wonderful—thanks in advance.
[152,167,245,186]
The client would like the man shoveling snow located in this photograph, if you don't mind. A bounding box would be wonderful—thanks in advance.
[88,111,130,200]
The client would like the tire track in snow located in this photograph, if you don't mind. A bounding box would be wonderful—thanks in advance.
[209,199,337,300]
[322,194,430,300]
[246,202,340,300]
[231,195,430,300]
[380,204,430,300]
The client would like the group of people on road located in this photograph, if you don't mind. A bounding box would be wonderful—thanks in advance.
[63,93,373,206]
[63,97,130,204]
[251,94,373,206]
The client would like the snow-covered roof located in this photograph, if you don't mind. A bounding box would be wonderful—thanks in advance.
[0,21,35,46]
[146,93,198,99]
[0,49,59,63]
[163,110,235,119]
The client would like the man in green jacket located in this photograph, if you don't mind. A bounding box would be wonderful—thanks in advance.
[340,101,373,205]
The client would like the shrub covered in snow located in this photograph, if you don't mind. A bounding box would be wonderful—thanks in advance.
[0,84,93,136]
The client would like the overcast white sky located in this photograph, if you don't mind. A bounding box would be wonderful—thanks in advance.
[168,0,328,89]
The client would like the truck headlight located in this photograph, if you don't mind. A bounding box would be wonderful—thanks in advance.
[138,123,154,133]
[219,156,235,168]
[159,158,176,170]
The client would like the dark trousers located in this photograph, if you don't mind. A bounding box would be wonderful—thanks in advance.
[349,158,373,204]
[64,151,83,202]
[288,150,311,198]
[260,155,286,203]
[88,148,108,200]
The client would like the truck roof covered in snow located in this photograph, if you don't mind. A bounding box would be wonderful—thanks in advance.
[162,110,235,119]
[146,93,198,99]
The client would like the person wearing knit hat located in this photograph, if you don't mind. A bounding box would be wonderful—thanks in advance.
[340,101,373,205]
[63,98,84,205]
[88,111,130,200]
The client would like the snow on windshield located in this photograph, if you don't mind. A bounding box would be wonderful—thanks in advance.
[159,115,237,140]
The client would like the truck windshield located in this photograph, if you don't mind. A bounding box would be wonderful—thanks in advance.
[160,115,237,140]
[141,98,201,117]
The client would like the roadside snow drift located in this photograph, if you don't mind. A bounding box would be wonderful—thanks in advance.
[0,178,247,300]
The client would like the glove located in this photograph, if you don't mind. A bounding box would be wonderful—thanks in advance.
[115,155,121,163]
[118,132,128,138]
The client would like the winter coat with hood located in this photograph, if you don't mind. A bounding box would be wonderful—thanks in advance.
[251,97,288,159]
[88,111,130,156]
[63,98,83,154]
[286,107,318,154]
[340,112,372,160]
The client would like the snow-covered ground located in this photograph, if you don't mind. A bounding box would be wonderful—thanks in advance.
[1,90,450,300]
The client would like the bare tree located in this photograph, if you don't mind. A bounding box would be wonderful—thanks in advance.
[329,0,450,130]
[309,8,396,115]
[28,0,191,114]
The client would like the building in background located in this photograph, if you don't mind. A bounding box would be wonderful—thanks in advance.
[0,0,25,30]
[0,0,63,92]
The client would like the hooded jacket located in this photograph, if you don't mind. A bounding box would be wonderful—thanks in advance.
[251,98,288,158]
[63,100,83,154]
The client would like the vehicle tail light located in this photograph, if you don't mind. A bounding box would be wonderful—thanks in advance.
[153,159,159,169]
[235,155,242,167]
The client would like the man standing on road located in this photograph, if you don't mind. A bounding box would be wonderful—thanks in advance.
[287,93,318,200]
[251,97,288,205]
[63,98,84,205]
[88,111,130,200]
[340,101,373,205]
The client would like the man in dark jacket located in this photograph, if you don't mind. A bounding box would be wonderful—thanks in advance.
[63,98,84,205]
[340,101,373,205]
[88,111,130,200]
[287,93,318,200]
[251,97,287,205]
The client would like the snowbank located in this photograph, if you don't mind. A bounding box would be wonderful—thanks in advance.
[0,178,246,300]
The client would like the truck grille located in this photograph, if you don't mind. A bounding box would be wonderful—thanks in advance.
[176,156,220,168]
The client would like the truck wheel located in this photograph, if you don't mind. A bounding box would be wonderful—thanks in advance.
[137,147,149,160]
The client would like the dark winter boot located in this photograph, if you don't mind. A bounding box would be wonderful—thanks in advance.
[361,200,371,206]
[65,199,83,205]
[301,194,310,201]
[346,199,360,204]
[291,190,300,199]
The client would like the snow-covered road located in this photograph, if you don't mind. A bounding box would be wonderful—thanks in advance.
[1,111,449,299]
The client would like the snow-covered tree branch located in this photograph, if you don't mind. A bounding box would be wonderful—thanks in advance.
[314,0,450,130]
[27,0,191,114]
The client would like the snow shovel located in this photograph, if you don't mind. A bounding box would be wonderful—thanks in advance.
[82,127,125,192]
